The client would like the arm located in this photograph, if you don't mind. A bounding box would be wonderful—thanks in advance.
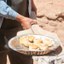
[0,1,37,29]
[0,1,27,23]
[0,1,18,20]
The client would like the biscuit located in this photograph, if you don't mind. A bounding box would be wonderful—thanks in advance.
[28,36,35,42]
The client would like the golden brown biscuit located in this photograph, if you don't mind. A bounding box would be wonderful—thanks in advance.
[34,39,43,47]
[19,36,30,47]
[38,44,48,51]
[43,38,53,47]
[28,36,35,42]
[34,39,43,43]
[28,43,38,49]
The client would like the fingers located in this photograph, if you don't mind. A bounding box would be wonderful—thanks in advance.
[21,23,31,30]
[30,20,37,25]
[23,26,31,29]
[21,19,37,29]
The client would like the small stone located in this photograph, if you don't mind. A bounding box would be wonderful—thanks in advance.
[57,17,63,22]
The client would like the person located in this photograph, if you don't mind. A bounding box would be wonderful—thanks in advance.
[0,0,37,64]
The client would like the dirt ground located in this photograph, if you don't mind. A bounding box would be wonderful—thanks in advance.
[33,0,64,44]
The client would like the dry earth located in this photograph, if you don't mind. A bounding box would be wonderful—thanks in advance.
[33,0,64,44]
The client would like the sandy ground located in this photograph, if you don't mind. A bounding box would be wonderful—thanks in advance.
[33,0,64,44]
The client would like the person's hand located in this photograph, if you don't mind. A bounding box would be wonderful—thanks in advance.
[16,14,37,29]
[21,17,37,29]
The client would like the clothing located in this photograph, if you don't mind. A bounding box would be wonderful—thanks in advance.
[0,0,32,28]
[0,0,29,38]
[1,0,29,30]
[0,0,30,64]
[0,0,20,28]
[0,0,29,45]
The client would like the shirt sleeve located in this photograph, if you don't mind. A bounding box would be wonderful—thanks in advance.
[0,1,19,20]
